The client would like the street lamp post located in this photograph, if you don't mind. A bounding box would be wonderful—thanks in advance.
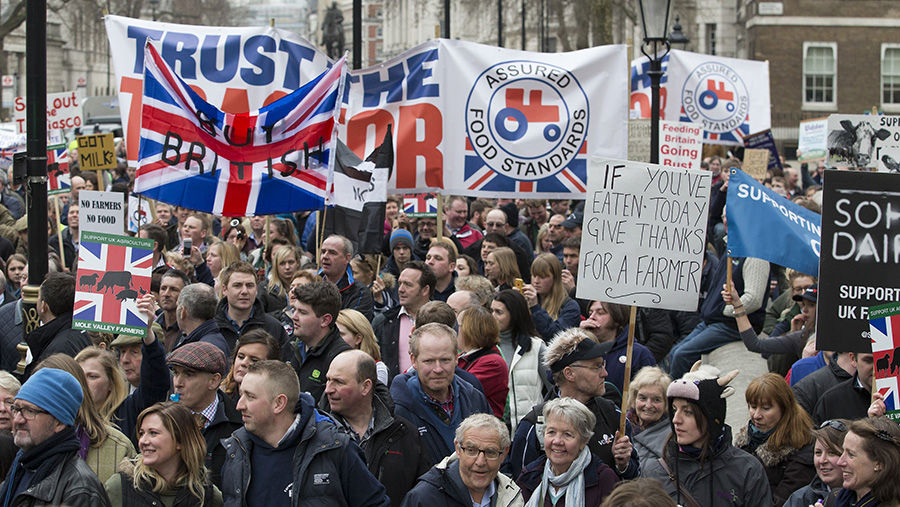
[148,0,159,21]
[669,15,690,51]
[637,0,671,165]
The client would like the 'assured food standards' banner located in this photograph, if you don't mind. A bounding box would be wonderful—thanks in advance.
[340,40,629,198]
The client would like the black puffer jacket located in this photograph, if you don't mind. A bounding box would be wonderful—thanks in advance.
[792,357,852,416]
[321,383,431,507]
[215,296,290,352]
[0,452,112,507]
[24,312,91,378]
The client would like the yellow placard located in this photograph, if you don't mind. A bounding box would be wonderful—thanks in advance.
[77,133,116,171]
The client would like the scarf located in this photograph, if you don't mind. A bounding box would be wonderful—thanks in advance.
[747,422,775,452]
[526,445,591,507]
[1,426,81,507]
[834,488,879,507]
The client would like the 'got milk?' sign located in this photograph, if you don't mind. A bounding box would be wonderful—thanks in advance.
[576,158,711,311]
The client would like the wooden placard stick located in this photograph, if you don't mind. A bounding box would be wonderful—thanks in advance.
[54,196,65,268]
[618,305,638,435]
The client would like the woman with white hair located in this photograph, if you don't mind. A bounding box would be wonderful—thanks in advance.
[516,398,619,506]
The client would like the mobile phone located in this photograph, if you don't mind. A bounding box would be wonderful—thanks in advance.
[514,278,524,293]
[183,238,192,256]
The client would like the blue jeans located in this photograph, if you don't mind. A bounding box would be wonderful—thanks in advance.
[668,321,740,379]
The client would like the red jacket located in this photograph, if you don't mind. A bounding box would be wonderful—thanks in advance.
[458,346,509,418]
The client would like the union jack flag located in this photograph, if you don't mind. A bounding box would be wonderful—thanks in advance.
[403,194,437,217]
[135,42,345,216]
[870,304,900,419]
[73,233,154,336]
[47,147,70,195]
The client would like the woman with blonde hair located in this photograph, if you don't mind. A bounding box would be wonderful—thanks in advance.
[734,372,815,506]
[524,253,581,341]
[261,245,300,313]
[106,402,222,506]
[336,309,389,385]
[36,354,136,483]
[75,347,129,424]
[484,246,520,292]
[206,239,241,297]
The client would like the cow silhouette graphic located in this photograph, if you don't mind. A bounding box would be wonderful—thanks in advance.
[892,347,900,375]
[96,271,133,293]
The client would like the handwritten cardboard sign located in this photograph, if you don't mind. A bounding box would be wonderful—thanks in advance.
[576,158,711,311]
[742,149,770,179]
[77,133,117,171]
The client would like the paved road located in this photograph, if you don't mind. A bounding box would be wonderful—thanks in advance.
[705,340,769,435]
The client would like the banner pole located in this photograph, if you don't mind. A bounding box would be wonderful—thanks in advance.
[319,206,328,253]
[618,305,637,435]
[146,197,157,223]
[54,196,65,269]
[436,193,444,241]
[726,257,733,293]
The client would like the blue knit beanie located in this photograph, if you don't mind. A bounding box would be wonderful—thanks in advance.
[16,368,83,426]
[390,229,414,253]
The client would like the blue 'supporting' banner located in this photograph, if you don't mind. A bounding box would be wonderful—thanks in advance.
[726,168,821,276]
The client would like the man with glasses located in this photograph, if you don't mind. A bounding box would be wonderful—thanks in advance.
[0,368,111,506]
[404,414,523,507]
[322,350,429,507]
[504,329,639,481]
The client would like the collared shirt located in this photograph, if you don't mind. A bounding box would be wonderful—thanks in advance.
[472,480,496,507]
[225,304,256,334]
[425,386,454,418]
[194,395,219,430]
[398,306,415,373]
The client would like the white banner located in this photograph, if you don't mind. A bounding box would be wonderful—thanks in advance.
[826,114,900,171]
[576,158,711,312]
[79,190,126,235]
[340,40,628,197]
[104,15,331,169]
[13,90,85,134]
[663,50,771,146]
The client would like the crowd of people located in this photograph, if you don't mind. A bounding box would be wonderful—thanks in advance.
[0,155,895,506]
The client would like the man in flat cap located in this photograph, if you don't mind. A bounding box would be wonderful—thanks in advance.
[167,341,241,488]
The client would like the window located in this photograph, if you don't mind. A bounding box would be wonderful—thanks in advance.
[883,44,900,111]
[706,23,716,55]
[803,42,837,110]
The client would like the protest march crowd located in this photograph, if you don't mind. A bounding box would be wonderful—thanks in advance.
[0,148,897,507]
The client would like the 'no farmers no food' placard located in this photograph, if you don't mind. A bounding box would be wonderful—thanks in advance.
[576,158,711,311]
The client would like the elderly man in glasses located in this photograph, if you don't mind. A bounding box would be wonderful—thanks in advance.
[403,413,524,507]
[0,368,111,506]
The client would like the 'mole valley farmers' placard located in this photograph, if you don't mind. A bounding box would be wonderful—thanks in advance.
[73,232,153,336]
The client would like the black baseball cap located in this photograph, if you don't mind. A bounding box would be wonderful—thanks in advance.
[562,211,583,229]
[792,283,818,303]
[551,338,613,372]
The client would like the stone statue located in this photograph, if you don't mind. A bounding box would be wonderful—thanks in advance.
[321,2,345,60]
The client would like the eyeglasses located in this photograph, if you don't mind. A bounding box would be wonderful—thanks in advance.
[9,405,49,420]
[569,364,606,372]
[459,445,502,460]
[819,420,847,432]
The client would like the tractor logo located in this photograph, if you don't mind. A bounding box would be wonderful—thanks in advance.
[465,61,589,181]
[680,62,750,135]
